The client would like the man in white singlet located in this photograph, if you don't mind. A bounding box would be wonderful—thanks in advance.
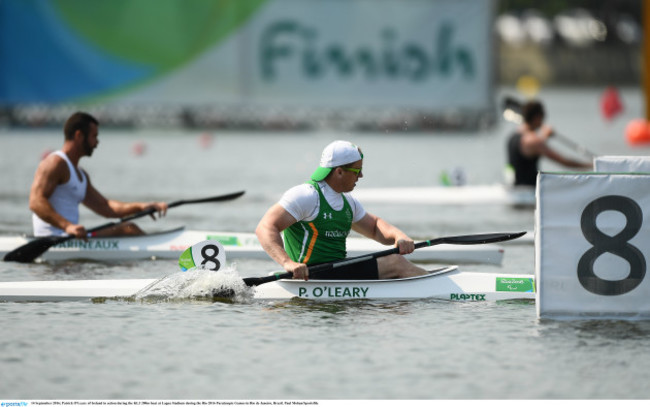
[30,112,168,238]
[256,140,427,281]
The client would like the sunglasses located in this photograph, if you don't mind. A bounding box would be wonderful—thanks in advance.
[342,167,362,175]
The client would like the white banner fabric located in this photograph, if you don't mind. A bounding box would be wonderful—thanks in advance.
[536,172,650,319]
[594,155,650,173]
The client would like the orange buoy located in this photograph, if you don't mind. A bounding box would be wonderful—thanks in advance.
[625,119,650,145]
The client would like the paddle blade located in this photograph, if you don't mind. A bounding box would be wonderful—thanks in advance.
[169,191,245,208]
[178,240,226,271]
[3,236,67,263]
[436,231,526,246]
[502,97,523,124]
[241,272,292,287]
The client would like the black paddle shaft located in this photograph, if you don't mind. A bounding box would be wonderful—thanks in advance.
[3,191,245,263]
[239,231,526,287]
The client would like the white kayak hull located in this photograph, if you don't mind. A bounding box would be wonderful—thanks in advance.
[0,266,536,302]
[0,227,504,264]
[254,267,535,301]
[0,278,159,302]
[352,185,536,207]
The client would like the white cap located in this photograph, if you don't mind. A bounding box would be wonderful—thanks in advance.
[311,140,363,181]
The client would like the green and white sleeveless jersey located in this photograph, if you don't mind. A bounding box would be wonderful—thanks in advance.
[283,181,354,265]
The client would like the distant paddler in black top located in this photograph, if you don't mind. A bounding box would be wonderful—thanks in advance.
[506,100,592,187]
[30,112,168,238]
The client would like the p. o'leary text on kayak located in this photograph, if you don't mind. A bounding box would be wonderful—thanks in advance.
[246,270,537,302]
[298,286,369,298]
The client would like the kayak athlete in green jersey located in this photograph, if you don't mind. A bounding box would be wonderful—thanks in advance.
[256,140,427,280]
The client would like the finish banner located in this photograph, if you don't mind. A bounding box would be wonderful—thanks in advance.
[536,172,650,319]
[1,0,493,110]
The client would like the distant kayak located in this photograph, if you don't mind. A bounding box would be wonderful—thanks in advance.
[353,184,536,208]
[0,227,505,264]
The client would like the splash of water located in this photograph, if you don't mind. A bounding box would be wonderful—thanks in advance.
[133,265,254,303]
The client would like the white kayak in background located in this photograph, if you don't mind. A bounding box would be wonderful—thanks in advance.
[0,227,506,264]
[352,184,536,208]
[0,266,536,303]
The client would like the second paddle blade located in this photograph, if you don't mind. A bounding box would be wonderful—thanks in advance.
[3,236,65,263]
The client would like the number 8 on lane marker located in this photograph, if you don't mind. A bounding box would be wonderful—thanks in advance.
[537,172,650,319]
[179,241,226,272]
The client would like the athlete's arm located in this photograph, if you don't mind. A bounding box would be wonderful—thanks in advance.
[352,213,415,255]
[256,203,309,280]
[82,173,167,219]
[29,154,86,237]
